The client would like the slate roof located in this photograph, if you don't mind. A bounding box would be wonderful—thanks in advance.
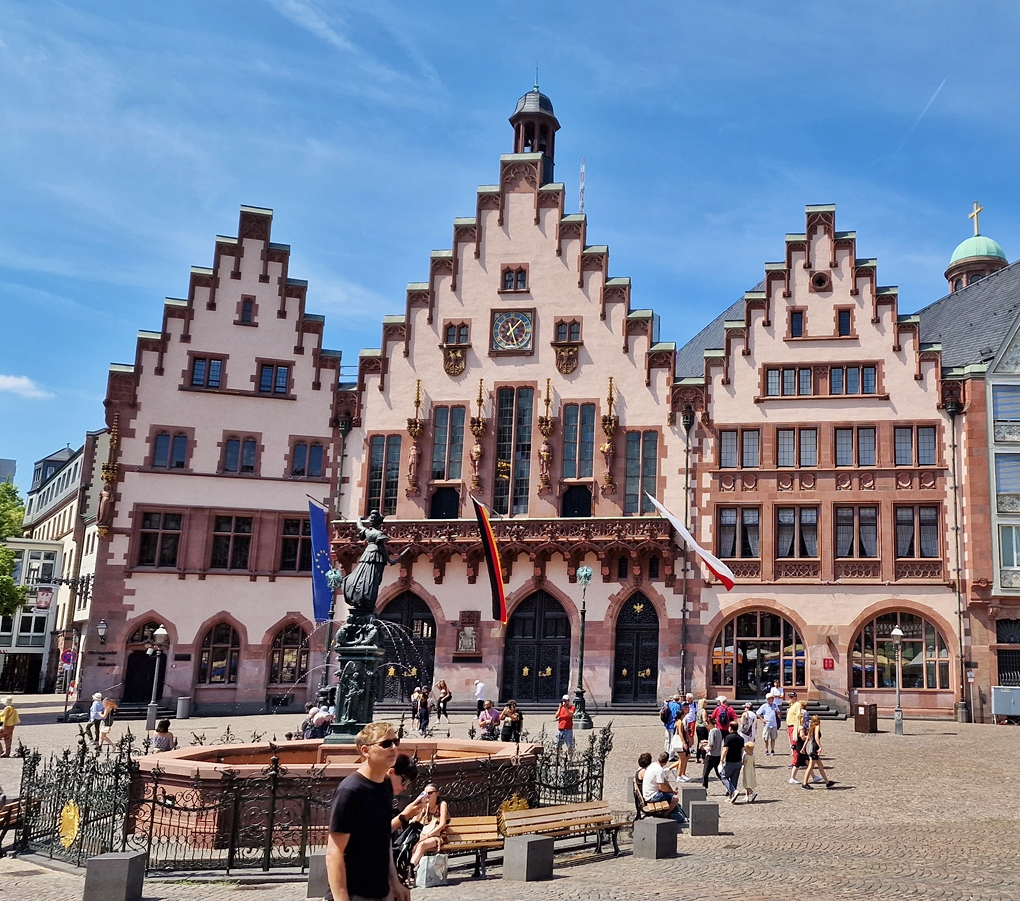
[675,280,765,378]
[915,260,1020,368]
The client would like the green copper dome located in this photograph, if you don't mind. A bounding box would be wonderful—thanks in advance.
[950,234,1007,265]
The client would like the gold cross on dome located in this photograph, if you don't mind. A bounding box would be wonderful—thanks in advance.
[969,200,983,236]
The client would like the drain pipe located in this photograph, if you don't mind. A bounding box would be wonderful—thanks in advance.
[945,398,969,723]
[679,405,695,696]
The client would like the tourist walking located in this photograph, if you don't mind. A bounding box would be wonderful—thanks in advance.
[785,691,803,750]
[720,721,745,802]
[661,693,683,751]
[668,702,693,781]
[499,699,523,742]
[324,722,410,901]
[477,699,500,740]
[801,715,834,789]
[711,695,736,732]
[683,694,697,748]
[738,702,757,744]
[756,695,780,756]
[0,696,19,757]
[702,721,724,789]
[473,680,486,714]
[413,687,431,733]
[739,740,758,803]
[789,722,807,784]
[695,698,709,762]
[98,699,118,747]
[434,680,452,723]
[555,695,576,751]
[86,692,104,746]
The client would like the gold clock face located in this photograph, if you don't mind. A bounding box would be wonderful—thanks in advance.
[492,311,533,351]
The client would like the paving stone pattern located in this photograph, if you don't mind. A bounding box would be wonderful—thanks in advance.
[2,695,1019,900]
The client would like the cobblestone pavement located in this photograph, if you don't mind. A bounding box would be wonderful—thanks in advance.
[2,695,1020,899]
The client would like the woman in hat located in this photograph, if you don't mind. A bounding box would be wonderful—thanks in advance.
[87,692,105,746]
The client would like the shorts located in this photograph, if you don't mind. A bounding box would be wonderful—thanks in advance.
[791,750,802,767]
[557,728,575,749]
[762,726,778,740]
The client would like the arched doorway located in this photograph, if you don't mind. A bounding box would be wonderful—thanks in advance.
[375,592,436,703]
[612,593,659,704]
[501,591,571,703]
[561,485,592,517]
[710,610,806,701]
[429,487,460,520]
[123,621,166,703]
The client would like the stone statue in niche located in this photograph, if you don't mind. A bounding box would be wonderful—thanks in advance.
[457,625,477,653]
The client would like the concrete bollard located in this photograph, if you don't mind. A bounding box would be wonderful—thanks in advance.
[503,834,554,881]
[679,785,707,817]
[633,816,678,859]
[83,850,146,901]
[688,801,719,836]
[307,852,329,898]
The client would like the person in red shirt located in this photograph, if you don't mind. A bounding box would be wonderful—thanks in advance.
[711,695,737,733]
[556,695,576,751]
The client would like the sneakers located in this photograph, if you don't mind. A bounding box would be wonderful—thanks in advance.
[788,777,799,784]
[729,792,738,803]
[749,792,758,803]
[800,783,812,789]
[826,781,835,789]
[812,776,825,783]
[678,775,692,782]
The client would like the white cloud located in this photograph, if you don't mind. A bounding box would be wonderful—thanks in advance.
[0,375,53,399]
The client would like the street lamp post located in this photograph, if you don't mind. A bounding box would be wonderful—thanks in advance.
[891,625,904,735]
[573,565,594,730]
[679,405,695,695]
[145,624,170,731]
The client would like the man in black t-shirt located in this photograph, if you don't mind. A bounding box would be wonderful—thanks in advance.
[719,721,745,802]
[325,722,411,901]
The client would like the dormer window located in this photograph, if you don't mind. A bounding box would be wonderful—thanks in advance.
[500,266,528,292]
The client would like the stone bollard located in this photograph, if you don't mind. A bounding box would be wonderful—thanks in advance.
[688,801,719,836]
[679,785,707,817]
[503,834,554,881]
[633,816,678,859]
[83,850,146,901]
[307,852,329,898]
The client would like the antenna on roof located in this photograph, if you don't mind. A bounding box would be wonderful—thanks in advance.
[534,66,539,91]
[579,157,586,214]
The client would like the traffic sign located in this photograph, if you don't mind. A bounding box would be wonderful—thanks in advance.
[60,649,77,666]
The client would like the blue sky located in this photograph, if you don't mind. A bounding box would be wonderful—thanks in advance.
[2,1,1019,493]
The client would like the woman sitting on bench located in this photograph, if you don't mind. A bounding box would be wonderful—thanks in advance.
[409,784,448,878]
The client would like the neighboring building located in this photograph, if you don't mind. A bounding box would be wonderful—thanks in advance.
[0,537,63,692]
[0,459,15,483]
[80,206,343,713]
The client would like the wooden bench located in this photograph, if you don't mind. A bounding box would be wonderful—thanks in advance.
[499,801,627,856]
[442,815,503,877]
[632,776,673,820]
[0,799,25,857]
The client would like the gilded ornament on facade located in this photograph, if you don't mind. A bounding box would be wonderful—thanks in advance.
[442,346,467,376]
[554,344,579,374]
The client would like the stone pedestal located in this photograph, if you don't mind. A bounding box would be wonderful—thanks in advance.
[323,641,385,744]
[503,835,554,881]
[307,852,329,898]
[83,851,146,901]
[688,801,719,836]
[633,817,678,859]
[680,785,707,817]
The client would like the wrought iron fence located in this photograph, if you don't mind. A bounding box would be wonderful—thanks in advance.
[15,722,613,873]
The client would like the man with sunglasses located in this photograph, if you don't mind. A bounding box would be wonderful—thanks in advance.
[325,722,411,901]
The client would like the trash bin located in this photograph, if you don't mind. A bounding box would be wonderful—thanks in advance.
[853,703,877,733]
[176,696,192,720]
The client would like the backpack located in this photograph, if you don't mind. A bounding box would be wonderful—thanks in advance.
[660,704,671,725]
[716,705,730,729]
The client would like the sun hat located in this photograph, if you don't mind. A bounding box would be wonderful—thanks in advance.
[744,702,753,709]
[92,692,103,700]
[716,695,727,703]
[562,694,570,701]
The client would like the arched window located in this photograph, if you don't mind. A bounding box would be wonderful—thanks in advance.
[224,438,240,472]
[170,433,187,469]
[269,623,309,685]
[153,433,170,468]
[292,442,308,476]
[309,443,324,477]
[711,611,806,697]
[241,439,257,473]
[128,621,162,644]
[198,623,241,685]
[852,611,950,690]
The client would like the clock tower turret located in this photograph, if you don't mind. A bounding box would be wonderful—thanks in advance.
[510,83,560,185]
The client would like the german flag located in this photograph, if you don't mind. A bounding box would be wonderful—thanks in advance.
[472,497,507,624]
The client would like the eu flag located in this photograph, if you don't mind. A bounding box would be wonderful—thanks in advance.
[309,500,333,623]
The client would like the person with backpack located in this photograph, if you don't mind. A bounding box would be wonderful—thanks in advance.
[694,699,709,763]
[660,693,683,751]
[711,695,736,733]
[701,720,724,790]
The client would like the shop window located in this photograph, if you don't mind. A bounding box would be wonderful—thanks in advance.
[197,623,240,685]
[269,624,309,685]
[852,612,949,690]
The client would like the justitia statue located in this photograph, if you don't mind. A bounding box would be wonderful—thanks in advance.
[341,511,409,614]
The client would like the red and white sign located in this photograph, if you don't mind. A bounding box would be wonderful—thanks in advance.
[60,649,77,666]
[823,658,835,670]
[34,586,54,609]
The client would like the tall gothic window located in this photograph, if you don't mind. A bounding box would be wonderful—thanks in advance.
[367,435,402,516]
[562,403,596,479]
[431,406,466,481]
[493,387,534,516]
[624,431,658,514]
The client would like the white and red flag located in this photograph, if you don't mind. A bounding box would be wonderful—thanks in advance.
[645,493,735,591]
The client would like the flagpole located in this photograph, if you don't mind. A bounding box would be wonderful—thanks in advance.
[680,406,696,696]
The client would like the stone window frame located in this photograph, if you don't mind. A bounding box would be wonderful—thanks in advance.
[833,425,878,468]
[717,506,761,559]
[833,505,880,559]
[553,318,583,344]
[787,307,807,339]
[893,424,939,467]
[893,505,941,560]
[775,426,818,469]
[234,295,259,327]
[182,351,229,391]
[498,263,530,293]
[835,306,856,338]
[252,358,296,398]
[144,424,196,473]
[718,428,760,469]
[133,508,186,570]
[208,513,256,571]
[217,430,264,477]
[284,435,329,481]
[560,399,598,482]
[441,320,471,346]
[267,621,310,685]
[851,612,952,691]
